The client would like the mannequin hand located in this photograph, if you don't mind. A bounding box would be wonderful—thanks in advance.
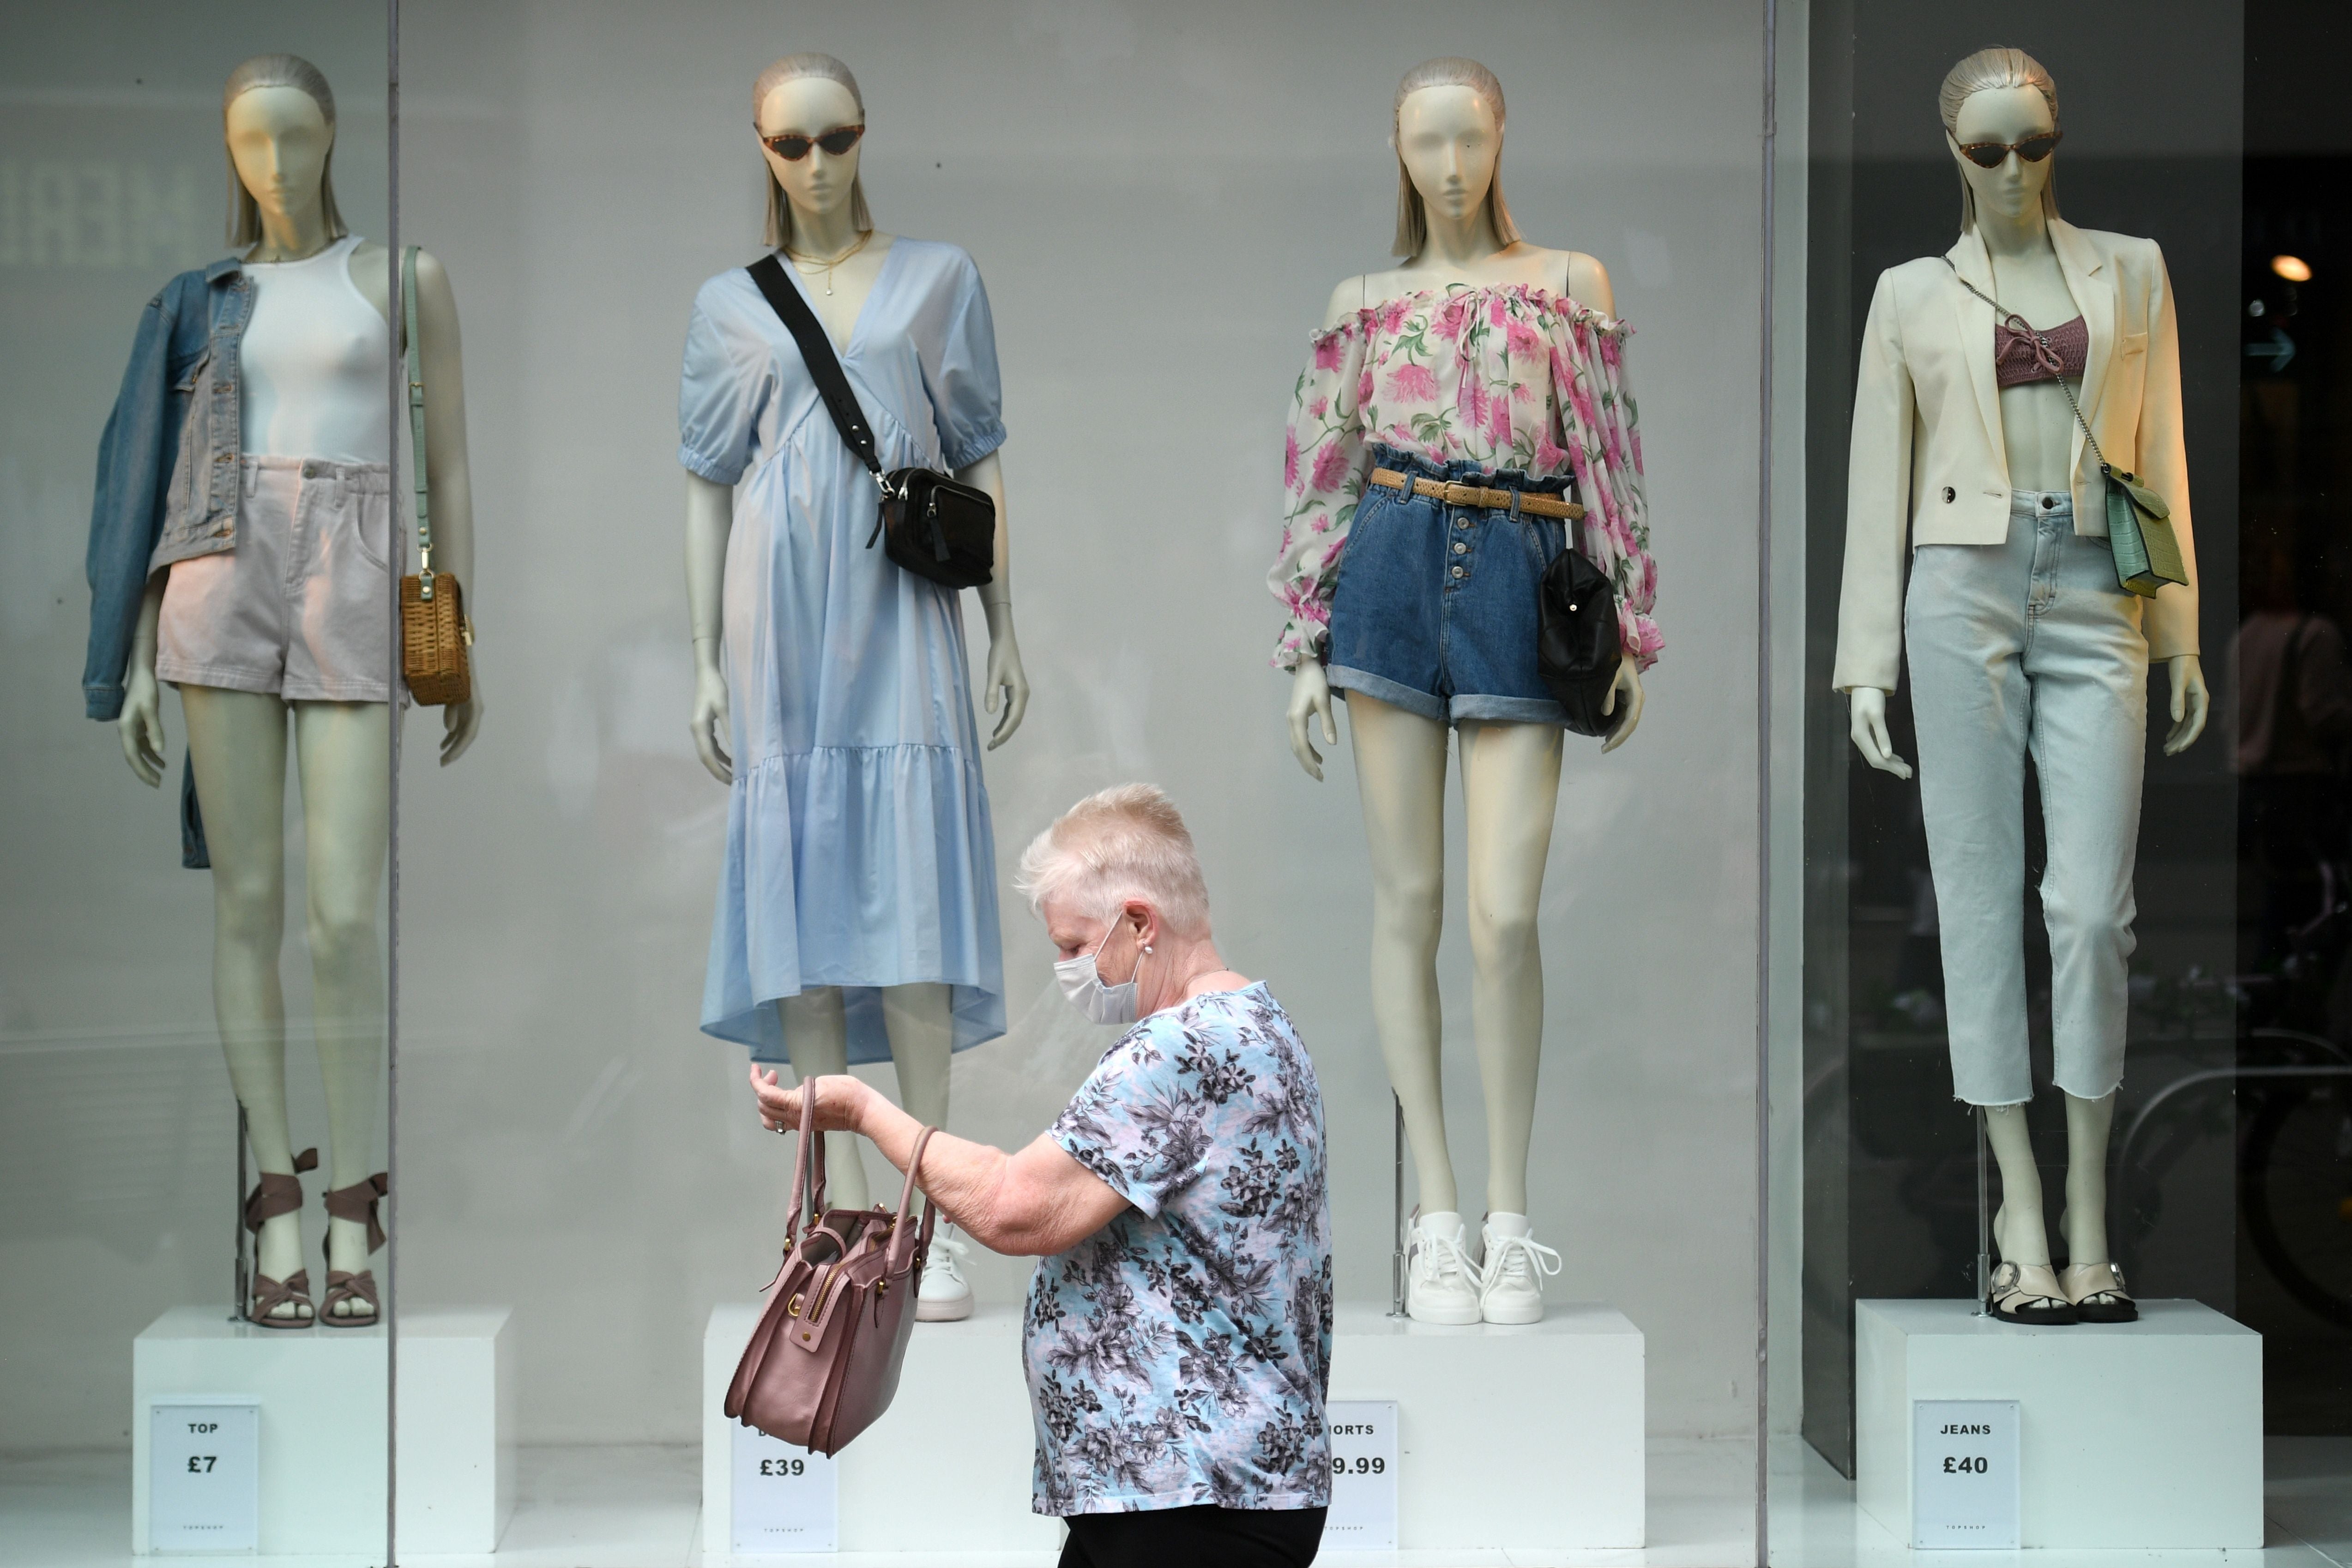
[440,666,484,766]
[2162,654,2208,755]
[1847,688,1912,779]
[749,1064,872,1135]
[1599,654,1646,754]
[1286,660,1337,782]
[690,656,733,785]
[981,600,1028,750]
[118,663,167,788]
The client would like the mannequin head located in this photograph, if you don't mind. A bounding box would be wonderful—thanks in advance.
[752,53,872,249]
[223,54,345,248]
[1391,56,1521,258]
[1938,47,2061,233]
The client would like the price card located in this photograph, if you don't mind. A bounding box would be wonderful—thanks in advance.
[730,1422,839,1554]
[1912,1399,2020,1549]
[149,1399,259,1553]
[1322,1399,1398,1551]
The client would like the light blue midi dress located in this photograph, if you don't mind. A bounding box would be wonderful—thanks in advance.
[678,238,1007,1064]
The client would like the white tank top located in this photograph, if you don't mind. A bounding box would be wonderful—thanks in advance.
[239,234,392,464]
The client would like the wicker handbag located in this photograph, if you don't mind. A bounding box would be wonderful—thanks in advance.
[399,246,473,706]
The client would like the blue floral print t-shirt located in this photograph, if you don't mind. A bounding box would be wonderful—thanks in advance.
[1026,982,1333,1516]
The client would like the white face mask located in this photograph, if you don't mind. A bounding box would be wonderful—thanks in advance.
[1055,913,1148,1026]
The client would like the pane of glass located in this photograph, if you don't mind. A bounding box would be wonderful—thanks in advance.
[0,7,392,1565]
[1776,4,2352,1562]
[398,2,1771,1560]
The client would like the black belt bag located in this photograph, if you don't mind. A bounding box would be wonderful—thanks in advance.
[747,254,995,590]
[1514,497,1622,738]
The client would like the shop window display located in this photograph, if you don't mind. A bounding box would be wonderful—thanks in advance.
[7,4,2347,1568]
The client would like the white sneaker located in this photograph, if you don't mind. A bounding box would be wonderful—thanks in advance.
[1405,1210,1484,1325]
[916,1229,973,1322]
[1478,1212,1562,1324]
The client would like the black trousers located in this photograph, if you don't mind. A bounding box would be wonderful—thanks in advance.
[1058,1504,1327,1568]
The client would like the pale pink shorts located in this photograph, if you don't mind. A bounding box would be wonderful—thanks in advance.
[157,456,394,703]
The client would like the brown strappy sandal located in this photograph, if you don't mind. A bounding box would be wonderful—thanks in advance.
[319,1172,388,1327]
[244,1147,318,1329]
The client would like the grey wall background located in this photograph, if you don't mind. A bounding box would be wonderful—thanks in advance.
[1,0,1771,1456]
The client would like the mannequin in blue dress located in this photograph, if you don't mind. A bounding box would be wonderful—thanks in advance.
[681,55,1025,1321]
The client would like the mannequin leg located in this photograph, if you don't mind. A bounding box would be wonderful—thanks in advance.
[1982,1103,2052,1266]
[881,983,953,1132]
[778,989,869,1210]
[2061,1091,2117,1265]
[1457,719,1563,1217]
[1345,693,1456,1214]
[292,701,391,1302]
[181,687,303,1297]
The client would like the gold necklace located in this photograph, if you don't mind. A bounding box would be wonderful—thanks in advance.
[785,231,870,296]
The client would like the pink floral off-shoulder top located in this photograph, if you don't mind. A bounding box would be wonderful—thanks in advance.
[1268,283,1658,672]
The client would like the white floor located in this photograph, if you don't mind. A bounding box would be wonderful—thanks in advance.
[0,1437,1755,1567]
[6,1436,2344,1567]
[1765,1435,2352,1568]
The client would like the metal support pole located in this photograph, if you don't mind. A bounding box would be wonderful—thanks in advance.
[232,1105,248,1324]
[1974,1106,1990,1314]
[1389,1092,1406,1319]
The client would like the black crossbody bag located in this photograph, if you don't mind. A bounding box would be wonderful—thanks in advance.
[746,254,995,590]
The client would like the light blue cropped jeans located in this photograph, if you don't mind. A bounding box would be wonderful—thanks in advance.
[1906,489,2148,1106]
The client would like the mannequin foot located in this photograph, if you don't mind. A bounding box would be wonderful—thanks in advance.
[320,1174,388,1327]
[243,1152,317,1328]
[1405,1210,1482,1325]
[916,1228,974,1322]
[2059,1261,2136,1323]
[1986,1260,2078,1326]
[1477,1213,1561,1325]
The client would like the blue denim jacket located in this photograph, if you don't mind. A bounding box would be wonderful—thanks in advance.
[86,255,253,868]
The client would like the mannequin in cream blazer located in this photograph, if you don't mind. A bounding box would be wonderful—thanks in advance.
[1833,216,2200,691]
[1832,49,2209,1329]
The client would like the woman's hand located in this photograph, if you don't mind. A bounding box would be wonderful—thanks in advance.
[2163,654,2208,755]
[1599,653,1646,754]
[1847,687,1913,779]
[749,1065,870,1135]
[1286,660,1337,781]
[119,662,167,788]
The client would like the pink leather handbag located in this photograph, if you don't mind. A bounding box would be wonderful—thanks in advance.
[725,1088,938,1456]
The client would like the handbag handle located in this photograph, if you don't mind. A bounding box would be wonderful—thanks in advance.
[746,254,887,493]
[401,246,441,596]
[889,1125,941,1271]
[784,1078,832,1246]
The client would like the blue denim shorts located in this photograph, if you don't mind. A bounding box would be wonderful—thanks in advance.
[1326,446,1575,725]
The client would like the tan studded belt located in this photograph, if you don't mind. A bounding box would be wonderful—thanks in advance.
[1369,467,1585,521]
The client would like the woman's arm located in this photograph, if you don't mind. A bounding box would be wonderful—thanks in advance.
[750,1069,1127,1257]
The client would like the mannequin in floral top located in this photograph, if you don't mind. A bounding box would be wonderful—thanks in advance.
[1271,58,1658,1325]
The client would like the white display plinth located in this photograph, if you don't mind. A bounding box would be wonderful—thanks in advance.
[1855,1297,2262,1549]
[703,1297,1644,1558]
[703,1302,1058,1559]
[1329,1303,1645,1551]
[131,1304,515,1556]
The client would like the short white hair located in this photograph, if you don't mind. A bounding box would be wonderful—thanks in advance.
[1016,784,1211,937]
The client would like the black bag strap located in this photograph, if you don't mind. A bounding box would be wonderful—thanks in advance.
[747,254,885,488]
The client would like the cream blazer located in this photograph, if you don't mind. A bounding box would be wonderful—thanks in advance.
[1833,217,2199,692]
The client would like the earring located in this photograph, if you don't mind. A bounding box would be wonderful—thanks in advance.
[1143,946,1154,954]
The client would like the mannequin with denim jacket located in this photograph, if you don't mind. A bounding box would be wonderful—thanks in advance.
[1282,60,1648,1326]
[1837,48,2207,1326]
[103,58,480,1326]
[682,57,1025,1321]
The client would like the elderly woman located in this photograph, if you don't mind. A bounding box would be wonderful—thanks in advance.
[752,784,1332,1568]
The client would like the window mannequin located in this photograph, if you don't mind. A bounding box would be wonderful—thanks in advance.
[1835,48,2207,1326]
[95,54,482,1327]
[1272,59,1658,1324]
[680,54,1025,1321]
